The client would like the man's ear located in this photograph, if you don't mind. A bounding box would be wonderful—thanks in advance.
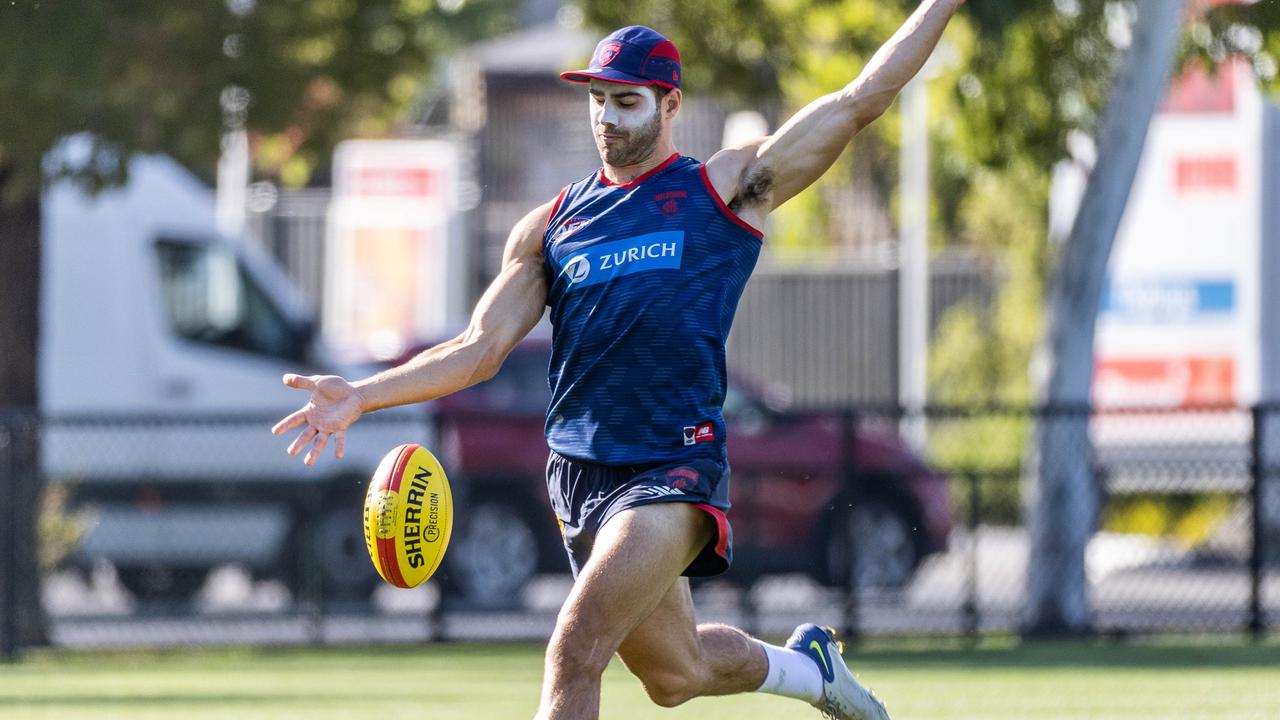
[665,89,682,118]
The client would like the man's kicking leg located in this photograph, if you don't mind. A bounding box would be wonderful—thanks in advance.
[533,501,889,720]
[534,502,714,719]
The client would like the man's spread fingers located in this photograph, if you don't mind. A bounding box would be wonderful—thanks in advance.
[272,409,307,436]
[305,432,330,466]
[334,430,346,460]
[288,427,318,456]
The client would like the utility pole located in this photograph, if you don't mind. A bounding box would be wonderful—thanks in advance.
[899,76,929,451]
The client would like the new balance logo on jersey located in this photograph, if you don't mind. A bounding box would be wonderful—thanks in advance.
[559,231,684,289]
[682,421,715,446]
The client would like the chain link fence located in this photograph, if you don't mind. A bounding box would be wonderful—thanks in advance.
[1,404,1275,655]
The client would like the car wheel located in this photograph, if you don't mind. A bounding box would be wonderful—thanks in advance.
[310,506,379,602]
[116,564,208,603]
[445,500,540,608]
[828,498,919,590]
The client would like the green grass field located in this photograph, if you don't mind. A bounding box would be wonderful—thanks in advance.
[2,638,1278,719]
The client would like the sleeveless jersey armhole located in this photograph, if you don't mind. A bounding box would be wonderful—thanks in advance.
[545,186,570,236]
[542,185,570,304]
[696,164,764,240]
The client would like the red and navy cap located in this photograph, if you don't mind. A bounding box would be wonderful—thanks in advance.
[560,25,682,90]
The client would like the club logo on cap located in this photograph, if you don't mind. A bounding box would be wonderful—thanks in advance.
[598,42,622,67]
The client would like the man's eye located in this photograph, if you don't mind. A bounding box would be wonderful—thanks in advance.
[619,102,636,109]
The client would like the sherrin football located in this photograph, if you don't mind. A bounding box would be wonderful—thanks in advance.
[363,443,454,588]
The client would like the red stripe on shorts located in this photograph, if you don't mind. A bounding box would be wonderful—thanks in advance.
[694,503,729,560]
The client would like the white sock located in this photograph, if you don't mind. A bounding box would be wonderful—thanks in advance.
[754,640,824,703]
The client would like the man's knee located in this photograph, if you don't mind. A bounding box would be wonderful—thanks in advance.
[547,603,622,678]
[633,664,703,708]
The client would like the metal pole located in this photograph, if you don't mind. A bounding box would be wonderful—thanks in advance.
[964,472,980,639]
[898,77,929,453]
[217,83,250,239]
[1250,405,1264,640]
[0,423,16,661]
[841,409,861,643]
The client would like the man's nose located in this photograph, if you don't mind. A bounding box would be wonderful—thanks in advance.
[599,103,620,127]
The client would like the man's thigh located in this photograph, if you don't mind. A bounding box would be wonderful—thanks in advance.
[551,502,711,662]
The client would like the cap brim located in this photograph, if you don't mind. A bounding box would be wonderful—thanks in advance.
[559,68,676,89]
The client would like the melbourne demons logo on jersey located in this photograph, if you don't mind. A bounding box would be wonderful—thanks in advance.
[654,190,686,216]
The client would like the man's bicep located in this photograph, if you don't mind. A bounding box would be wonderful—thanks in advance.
[751,93,865,211]
[468,201,555,353]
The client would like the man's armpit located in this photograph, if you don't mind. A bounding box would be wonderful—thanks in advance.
[729,164,774,213]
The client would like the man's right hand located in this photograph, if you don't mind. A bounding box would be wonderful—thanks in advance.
[271,374,366,466]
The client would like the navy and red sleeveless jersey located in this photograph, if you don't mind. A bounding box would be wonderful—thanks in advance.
[541,154,763,465]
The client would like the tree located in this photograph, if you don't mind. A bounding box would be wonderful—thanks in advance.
[1025,0,1187,635]
[0,0,515,651]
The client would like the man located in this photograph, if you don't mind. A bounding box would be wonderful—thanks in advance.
[273,3,962,718]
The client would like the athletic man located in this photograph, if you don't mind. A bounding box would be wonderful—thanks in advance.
[273,2,962,718]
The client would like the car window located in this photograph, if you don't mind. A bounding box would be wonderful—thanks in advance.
[467,348,551,415]
[722,382,755,420]
[154,237,301,361]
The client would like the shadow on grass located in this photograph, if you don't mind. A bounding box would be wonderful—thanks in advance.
[845,639,1280,670]
[3,692,364,708]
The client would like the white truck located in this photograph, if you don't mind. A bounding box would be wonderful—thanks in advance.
[40,138,430,602]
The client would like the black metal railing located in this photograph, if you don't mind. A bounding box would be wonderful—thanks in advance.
[0,404,1273,656]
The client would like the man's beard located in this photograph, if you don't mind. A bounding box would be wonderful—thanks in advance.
[600,109,662,166]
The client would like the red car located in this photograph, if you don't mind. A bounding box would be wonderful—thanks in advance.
[409,340,951,607]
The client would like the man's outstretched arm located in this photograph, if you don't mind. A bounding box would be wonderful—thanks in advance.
[271,200,554,464]
[705,0,964,216]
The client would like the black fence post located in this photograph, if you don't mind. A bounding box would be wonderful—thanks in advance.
[964,471,980,639]
[304,487,325,647]
[840,408,861,643]
[0,421,15,662]
[1250,405,1265,640]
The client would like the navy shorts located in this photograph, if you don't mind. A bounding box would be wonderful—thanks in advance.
[545,450,733,578]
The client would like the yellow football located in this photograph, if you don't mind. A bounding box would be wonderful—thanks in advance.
[363,443,453,588]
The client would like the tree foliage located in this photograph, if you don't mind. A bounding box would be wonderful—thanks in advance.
[0,0,518,196]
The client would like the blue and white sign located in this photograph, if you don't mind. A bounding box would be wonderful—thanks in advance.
[559,231,684,289]
[1101,278,1235,323]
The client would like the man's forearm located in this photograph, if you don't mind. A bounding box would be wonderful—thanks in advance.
[840,0,963,122]
[352,335,496,413]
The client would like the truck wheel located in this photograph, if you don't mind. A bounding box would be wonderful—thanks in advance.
[117,564,207,604]
[827,497,919,590]
[444,500,540,608]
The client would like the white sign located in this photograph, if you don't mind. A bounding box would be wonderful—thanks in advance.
[325,140,467,361]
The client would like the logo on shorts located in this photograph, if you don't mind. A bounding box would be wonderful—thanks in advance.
[666,466,699,490]
[682,422,715,446]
